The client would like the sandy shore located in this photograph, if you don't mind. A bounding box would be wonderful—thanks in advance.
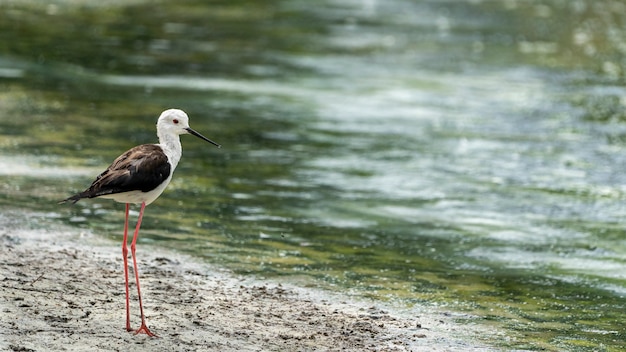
[0,217,499,351]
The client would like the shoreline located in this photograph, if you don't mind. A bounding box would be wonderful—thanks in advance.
[0,222,500,351]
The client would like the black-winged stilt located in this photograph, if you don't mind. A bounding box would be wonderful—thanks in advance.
[60,108,220,337]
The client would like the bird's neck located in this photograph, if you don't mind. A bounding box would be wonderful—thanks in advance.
[158,133,182,170]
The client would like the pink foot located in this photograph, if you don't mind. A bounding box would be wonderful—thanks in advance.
[134,323,158,337]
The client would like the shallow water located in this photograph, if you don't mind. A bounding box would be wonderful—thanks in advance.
[2,0,626,350]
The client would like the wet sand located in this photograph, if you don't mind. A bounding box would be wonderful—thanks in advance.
[0,222,499,351]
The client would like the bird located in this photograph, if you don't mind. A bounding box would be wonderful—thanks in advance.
[60,108,220,337]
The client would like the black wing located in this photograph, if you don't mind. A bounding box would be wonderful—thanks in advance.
[61,144,171,203]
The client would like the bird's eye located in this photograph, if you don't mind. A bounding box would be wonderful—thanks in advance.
[173,119,179,124]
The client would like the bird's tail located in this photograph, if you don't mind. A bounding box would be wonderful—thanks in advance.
[58,193,83,204]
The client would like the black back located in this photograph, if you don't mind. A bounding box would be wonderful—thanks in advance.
[61,144,171,203]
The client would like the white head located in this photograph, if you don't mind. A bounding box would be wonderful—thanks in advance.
[157,109,191,136]
[156,109,221,147]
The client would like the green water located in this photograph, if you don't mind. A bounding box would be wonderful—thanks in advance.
[2,0,626,350]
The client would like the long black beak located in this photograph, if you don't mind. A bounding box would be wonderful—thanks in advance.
[186,127,221,148]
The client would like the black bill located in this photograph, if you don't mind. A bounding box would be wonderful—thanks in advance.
[186,127,221,148]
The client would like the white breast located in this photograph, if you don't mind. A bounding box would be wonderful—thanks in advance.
[100,173,173,205]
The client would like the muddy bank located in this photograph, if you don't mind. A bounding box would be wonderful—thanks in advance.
[0,223,499,351]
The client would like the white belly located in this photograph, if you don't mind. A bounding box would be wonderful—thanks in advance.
[99,174,172,205]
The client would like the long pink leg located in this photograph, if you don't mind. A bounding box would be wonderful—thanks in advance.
[122,203,132,332]
[129,201,157,337]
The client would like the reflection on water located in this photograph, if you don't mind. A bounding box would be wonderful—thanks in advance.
[2,0,626,350]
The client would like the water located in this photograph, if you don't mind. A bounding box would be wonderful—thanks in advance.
[2,0,626,350]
